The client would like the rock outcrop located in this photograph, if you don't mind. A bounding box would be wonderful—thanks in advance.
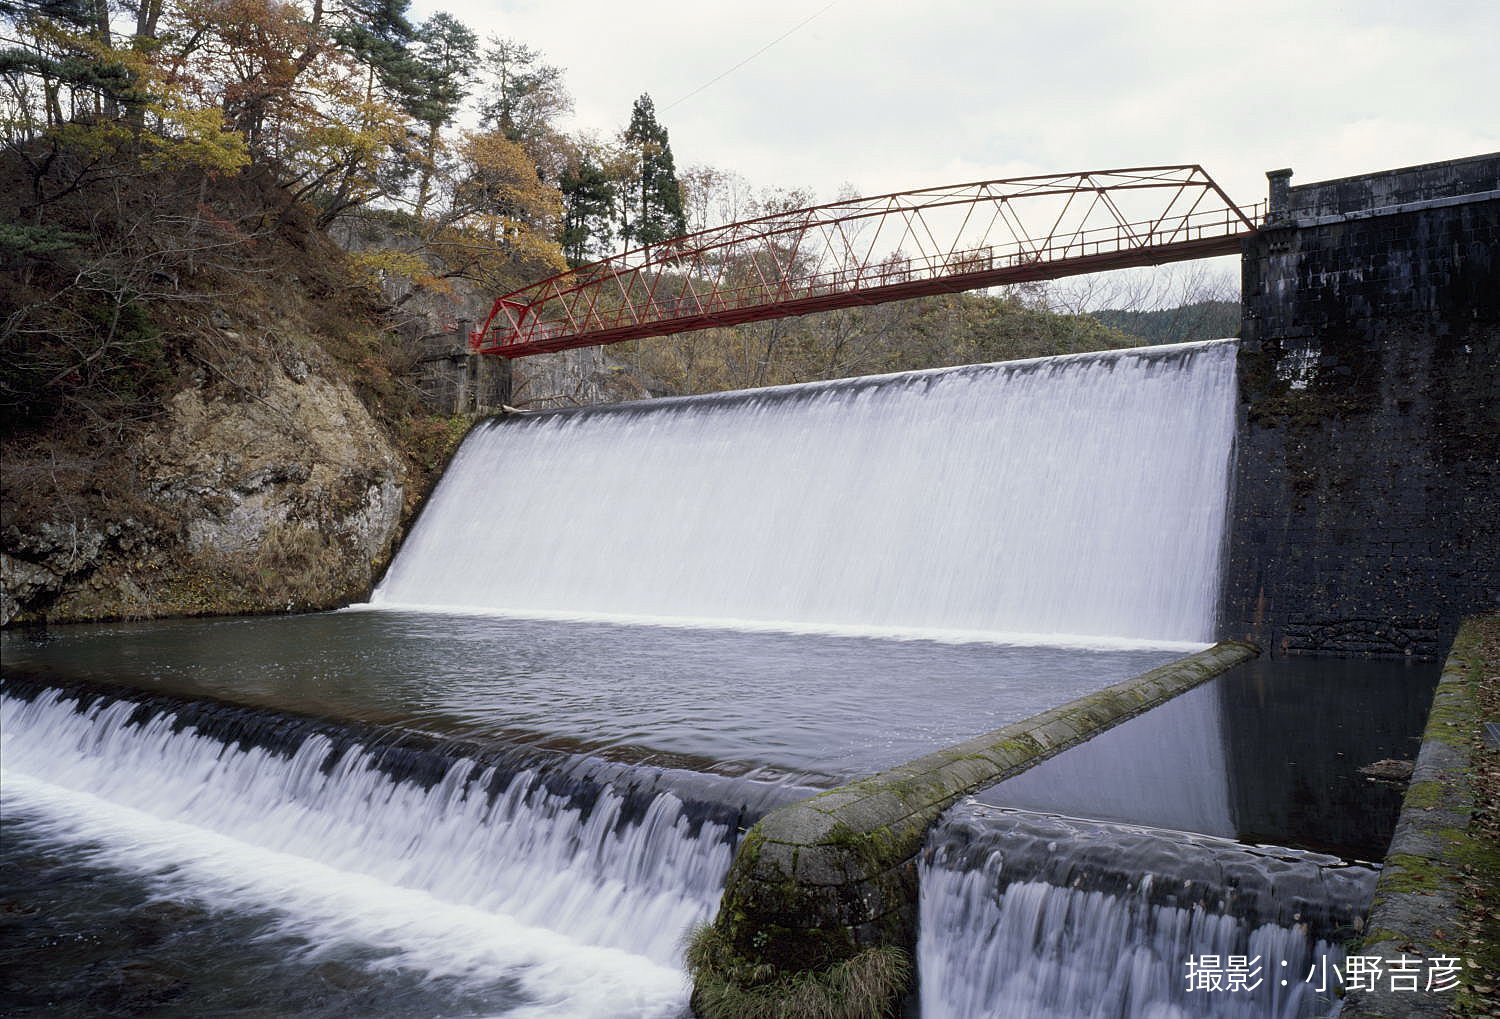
[1,350,406,625]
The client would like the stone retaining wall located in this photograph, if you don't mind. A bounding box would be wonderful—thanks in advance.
[689,640,1258,1017]
[412,326,513,414]
[1341,615,1495,1018]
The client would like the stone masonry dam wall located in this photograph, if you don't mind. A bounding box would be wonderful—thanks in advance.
[1221,153,1499,659]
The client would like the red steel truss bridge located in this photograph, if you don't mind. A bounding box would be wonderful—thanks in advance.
[470,165,1261,358]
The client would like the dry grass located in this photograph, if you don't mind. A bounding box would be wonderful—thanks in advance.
[684,923,912,1019]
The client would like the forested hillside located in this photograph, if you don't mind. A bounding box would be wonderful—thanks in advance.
[1090,300,1240,345]
[611,290,1140,394]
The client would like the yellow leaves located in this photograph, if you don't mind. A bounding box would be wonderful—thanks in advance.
[431,129,568,288]
[503,222,569,273]
[423,221,565,297]
[28,16,121,61]
[142,103,249,173]
[455,130,564,226]
[14,5,249,175]
[413,274,454,297]
[346,249,438,295]
[47,120,137,160]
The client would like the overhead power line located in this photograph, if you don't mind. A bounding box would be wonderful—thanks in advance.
[665,1,840,111]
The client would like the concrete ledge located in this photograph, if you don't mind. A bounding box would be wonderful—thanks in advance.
[690,640,1258,1016]
[1342,615,1492,1019]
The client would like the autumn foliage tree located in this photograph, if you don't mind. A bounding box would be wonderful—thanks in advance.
[0,0,578,443]
[426,128,566,290]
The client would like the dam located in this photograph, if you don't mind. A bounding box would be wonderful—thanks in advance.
[1,336,1419,1017]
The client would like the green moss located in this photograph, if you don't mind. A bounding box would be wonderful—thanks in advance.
[1417,632,1483,748]
[1422,693,1472,746]
[820,822,909,877]
[995,736,1042,760]
[737,826,767,865]
[1357,927,1408,948]
[1437,826,1468,846]
[1402,781,1445,810]
[885,771,933,804]
[1377,853,1447,896]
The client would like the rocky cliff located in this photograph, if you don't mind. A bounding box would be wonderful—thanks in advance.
[2,340,408,625]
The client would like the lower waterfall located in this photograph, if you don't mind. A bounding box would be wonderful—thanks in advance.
[919,805,1375,1019]
[1,682,769,1016]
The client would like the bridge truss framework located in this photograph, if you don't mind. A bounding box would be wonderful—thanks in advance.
[471,165,1261,358]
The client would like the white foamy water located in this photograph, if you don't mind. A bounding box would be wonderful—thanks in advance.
[372,341,1239,644]
[1,688,733,1017]
[919,817,1366,1019]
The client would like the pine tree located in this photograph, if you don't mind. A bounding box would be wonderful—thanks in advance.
[560,153,616,265]
[408,13,478,215]
[335,0,423,113]
[622,93,686,249]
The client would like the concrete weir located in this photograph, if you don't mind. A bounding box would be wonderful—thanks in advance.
[688,640,1259,1017]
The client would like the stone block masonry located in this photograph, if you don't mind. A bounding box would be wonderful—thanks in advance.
[1221,153,1499,658]
[412,322,513,414]
[687,641,1258,1018]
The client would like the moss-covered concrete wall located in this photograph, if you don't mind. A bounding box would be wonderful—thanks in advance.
[689,640,1258,1018]
[1341,614,1499,1018]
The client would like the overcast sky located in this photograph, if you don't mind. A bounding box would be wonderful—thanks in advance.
[424,0,1496,212]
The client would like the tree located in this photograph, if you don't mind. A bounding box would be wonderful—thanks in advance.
[477,37,570,150]
[405,12,477,215]
[2,3,247,224]
[558,136,617,266]
[678,163,726,233]
[421,128,565,290]
[621,93,684,249]
[333,0,420,110]
[678,163,757,233]
[1,0,155,133]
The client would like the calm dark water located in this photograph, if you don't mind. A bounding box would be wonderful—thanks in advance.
[0,608,1183,784]
[980,655,1439,858]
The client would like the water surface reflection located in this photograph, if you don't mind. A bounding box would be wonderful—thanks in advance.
[2,609,1182,783]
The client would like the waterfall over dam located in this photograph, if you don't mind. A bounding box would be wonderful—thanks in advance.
[373,340,1240,646]
[4,337,1388,1019]
[0,681,743,1016]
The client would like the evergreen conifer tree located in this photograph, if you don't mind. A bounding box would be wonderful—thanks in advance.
[622,93,686,248]
[560,155,616,265]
